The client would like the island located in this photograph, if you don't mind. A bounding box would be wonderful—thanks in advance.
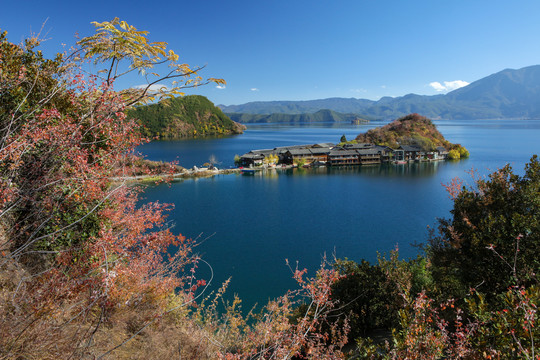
[238,113,469,168]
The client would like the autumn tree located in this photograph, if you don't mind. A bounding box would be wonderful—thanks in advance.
[0,19,223,358]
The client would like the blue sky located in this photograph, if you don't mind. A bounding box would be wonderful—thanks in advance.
[2,0,540,105]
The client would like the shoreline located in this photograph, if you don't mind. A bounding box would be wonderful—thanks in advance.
[113,159,452,184]
[111,167,242,184]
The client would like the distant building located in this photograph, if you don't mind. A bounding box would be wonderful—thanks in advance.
[343,143,374,150]
[239,152,265,167]
[328,150,360,166]
[239,141,450,167]
[357,148,381,164]
[399,145,424,161]
[436,146,449,160]
[283,147,332,165]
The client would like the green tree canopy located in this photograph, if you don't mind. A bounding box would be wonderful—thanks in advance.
[429,156,540,299]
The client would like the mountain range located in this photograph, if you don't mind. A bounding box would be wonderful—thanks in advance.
[227,109,372,124]
[219,65,540,120]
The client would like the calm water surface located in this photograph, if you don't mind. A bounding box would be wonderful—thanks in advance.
[139,120,540,308]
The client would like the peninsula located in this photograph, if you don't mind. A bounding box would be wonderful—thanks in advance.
[238,113,469,168]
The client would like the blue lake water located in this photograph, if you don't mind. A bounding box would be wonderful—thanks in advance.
[139,120,540,309]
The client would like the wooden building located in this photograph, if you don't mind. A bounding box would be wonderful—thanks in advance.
[436,146,449,160]
[399,145,424,161]
[239,152,265,167]
[357,149,381,164]
[328,150,360,166]
[343,143,374,150]
[283,147,332,165]
[309,147,332,163]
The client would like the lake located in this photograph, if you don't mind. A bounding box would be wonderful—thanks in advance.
[139,120,540,309]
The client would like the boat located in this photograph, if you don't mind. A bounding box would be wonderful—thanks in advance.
[241,168,262,174]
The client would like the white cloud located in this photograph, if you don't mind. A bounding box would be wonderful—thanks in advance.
[250,88,259,92]
[132,84,169,92]
[429,80,469,92]
[216,85,226,90]
[429,82,446,92]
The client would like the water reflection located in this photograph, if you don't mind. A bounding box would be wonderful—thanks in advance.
[243,161,454,178]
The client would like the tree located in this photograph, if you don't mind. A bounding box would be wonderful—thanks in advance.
[447,149,460,160]
[0,19,222,358]
[429,156,540,299]
[264,153,279,165]
[331,259,400,339]
[458,145,470,158]
[340,134,347,143]
[76,18,225,106]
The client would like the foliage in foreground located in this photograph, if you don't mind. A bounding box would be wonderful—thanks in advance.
[431,156,540,300]
[329,157,540,359]
[1,18,538,360]
[0,19,351,359]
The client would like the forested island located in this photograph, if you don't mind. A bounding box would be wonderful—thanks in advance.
[1,19,538,360]
[127,95,246,139]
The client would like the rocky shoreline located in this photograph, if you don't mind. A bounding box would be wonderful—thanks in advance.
[111,167,242,183]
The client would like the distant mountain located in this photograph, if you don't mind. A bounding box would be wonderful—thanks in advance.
[127,95,245,139]
[219,65,540,120]
[227,109,373,123]
[443,66,540,119]
[220,97,375,115]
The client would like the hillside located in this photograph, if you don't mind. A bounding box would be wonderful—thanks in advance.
[219,65,540,120]
[128,95,246,139]
[355,113,454,150]
[227,109,372,123]
[220,97,376,115]
[444,65,540,119]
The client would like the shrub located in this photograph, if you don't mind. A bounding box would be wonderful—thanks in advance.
[459,145,470,158]
[447,149,460,160]
[294,158,307,167]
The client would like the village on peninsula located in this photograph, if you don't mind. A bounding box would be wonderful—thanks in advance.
[238,142,450,169]
[237,114,469,171]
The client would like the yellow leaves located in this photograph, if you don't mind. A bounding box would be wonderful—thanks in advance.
[167,50,179,62]
[78,18,225,106]
[209,78,226,85]
[119,20,136,33]
[81,18,167,65]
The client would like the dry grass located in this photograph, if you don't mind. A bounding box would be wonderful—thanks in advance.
[0,259,220,360]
